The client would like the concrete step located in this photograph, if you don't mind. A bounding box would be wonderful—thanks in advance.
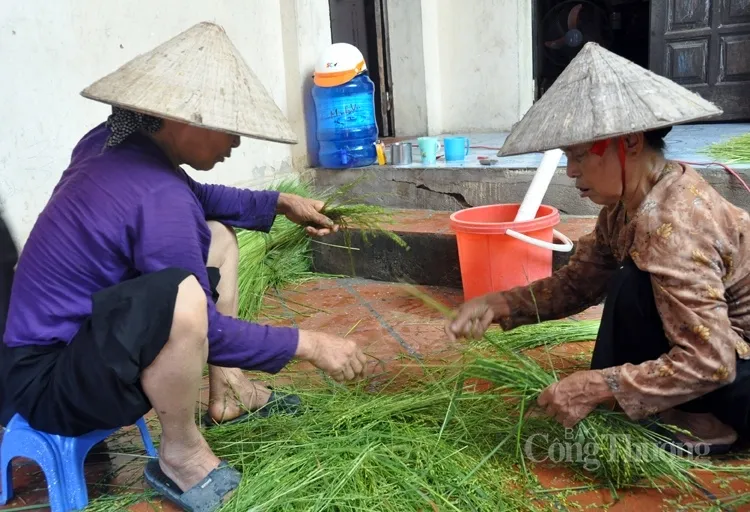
[311,209,597,288]
[313,163,750,215]
[312,125,750,215]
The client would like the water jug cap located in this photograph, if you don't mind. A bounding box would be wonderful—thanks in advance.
[314,43,367,87]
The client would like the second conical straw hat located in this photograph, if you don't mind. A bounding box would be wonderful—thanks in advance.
[498,42,721,157]
[81,22,298,145]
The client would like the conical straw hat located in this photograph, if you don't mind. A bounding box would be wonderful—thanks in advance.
[81,22,298,145]
[498,42,721,157]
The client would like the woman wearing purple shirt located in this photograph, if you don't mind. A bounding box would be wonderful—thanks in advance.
[1,22,367,511]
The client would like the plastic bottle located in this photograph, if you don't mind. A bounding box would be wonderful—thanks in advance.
[312,73,378,169]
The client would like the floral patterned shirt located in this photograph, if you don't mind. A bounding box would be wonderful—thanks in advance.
[500,161,750,420]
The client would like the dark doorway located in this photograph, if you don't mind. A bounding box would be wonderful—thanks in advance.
[533,0,750,121]
[534,0,622,97]
[328,0,395,137]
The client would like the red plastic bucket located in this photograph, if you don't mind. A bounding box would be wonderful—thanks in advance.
[449,204,573,301]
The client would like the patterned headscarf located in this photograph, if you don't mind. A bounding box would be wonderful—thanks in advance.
[105,107,163,147]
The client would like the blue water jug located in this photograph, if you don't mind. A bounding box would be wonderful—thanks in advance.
[312,73,378,169]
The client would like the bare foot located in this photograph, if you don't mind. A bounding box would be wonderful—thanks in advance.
[207,367,272,423]
[659,409,738,446]
[159,434,221,492]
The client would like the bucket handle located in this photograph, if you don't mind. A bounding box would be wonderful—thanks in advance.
[505,228,574,253]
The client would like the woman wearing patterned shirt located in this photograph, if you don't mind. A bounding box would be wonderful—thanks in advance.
[447,43,750,454]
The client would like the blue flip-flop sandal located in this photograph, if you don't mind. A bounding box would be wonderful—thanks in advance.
[201,389,302,428]
[144,459,241,512]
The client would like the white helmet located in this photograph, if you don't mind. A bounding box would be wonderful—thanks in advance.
[314,43,367,87]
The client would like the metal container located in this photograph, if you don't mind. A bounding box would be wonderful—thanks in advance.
[390,142,413,165]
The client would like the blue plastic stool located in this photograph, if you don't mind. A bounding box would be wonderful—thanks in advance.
[0,413,157,512]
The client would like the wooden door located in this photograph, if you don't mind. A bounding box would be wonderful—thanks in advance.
[650,0,750,121]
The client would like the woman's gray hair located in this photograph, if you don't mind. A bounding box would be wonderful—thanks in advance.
[105,107,163,147]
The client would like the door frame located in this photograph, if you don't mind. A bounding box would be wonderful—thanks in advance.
[532,0,541,100]
[372,0,395,137]
[327,0,396,137]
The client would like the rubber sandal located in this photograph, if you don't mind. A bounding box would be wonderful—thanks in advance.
[144,459,241,512]
[638,418,735,457]
[201,390,302,428]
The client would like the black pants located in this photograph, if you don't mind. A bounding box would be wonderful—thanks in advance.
[591,258,750,438]
[0,212,18,427]
[0,265,222,436]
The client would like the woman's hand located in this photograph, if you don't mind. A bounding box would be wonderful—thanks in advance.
[445,294,510,341]
[537,370,614,428]
[276,193,339,236]
[295,330,368,383]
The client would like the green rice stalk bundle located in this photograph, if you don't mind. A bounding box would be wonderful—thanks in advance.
[83,491,155,511]
[482,320,600,352]
[236,177,407,321]
[700,132,750,163]
[400,285,598,353]
[236,219,318,321]
[203,377,544,512]
[466,350,748,491]
[396,286,750,496]
[318,177,409,250]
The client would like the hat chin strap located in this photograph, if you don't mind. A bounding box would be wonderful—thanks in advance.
[590,137,628,200]
[617,139,627,200]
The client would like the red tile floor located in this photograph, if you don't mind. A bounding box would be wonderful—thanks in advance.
[2,279,750,511]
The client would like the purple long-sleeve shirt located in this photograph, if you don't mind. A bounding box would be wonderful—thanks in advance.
[3,123,299,373]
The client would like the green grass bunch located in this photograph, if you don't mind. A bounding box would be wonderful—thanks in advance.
[466,349,748,492]
[700,132,750,163]
[82,492,156,511]
[236,176,406,320]
[482,320,600,352]
[404,287,750,493]
[202,372,543,512]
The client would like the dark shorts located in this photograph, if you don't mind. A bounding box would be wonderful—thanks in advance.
[0,266,221,437]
